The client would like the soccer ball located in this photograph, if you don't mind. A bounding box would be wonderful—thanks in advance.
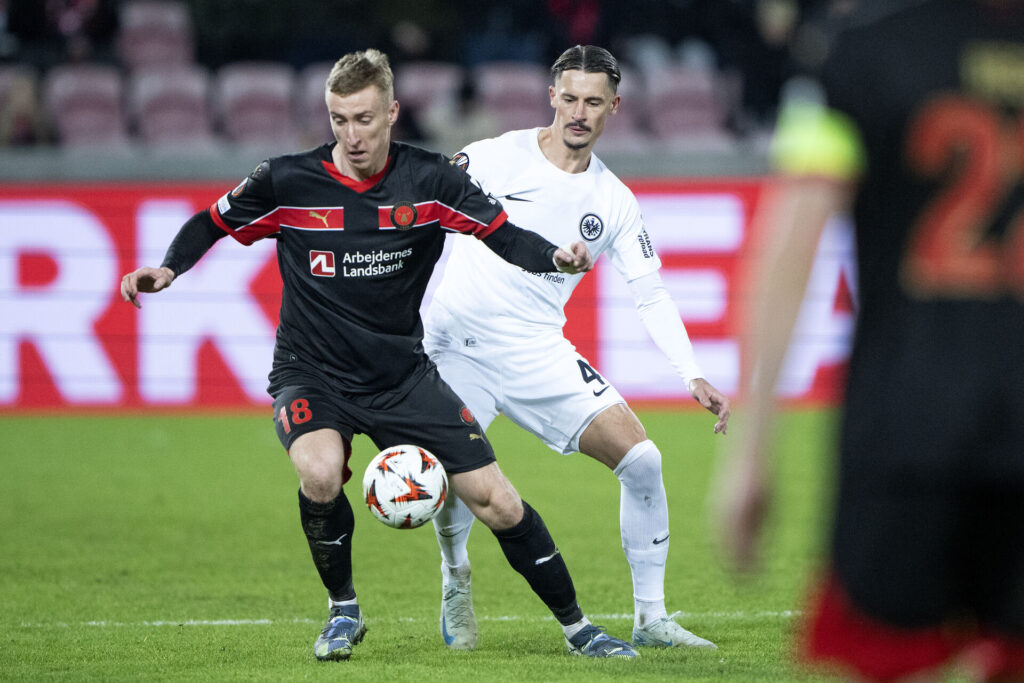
[362,444,448,529]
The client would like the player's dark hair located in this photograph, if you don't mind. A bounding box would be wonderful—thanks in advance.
[550,45,621,93]
[326,48,394,101]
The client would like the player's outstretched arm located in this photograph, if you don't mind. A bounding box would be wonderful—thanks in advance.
[121,266,175,309]
[713,176,846,574]
[480,221,592,274]
[120,208,227,309]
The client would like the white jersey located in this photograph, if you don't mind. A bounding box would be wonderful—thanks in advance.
[430,128,661,343]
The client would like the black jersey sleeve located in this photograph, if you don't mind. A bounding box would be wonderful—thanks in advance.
[160,209,227,277]
[481,220,559,272]
[208,160,280,245]
[432,154,509,237]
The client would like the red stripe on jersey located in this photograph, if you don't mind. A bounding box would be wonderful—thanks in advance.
[277,207,344,230]
[208,200,277,245]
[377,202,508,237]
[321,158,390,192]
[209,201,231,232]
[476,210,508,238]
[209,201,279,245]
[210,201,345,245]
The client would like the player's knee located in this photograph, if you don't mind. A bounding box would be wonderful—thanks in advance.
[614,439,663,488]
[292,453,344,502]
[299,475,342,503]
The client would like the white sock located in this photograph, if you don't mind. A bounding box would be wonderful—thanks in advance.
[614,439,671,629]
[562,617,592,640]
[433,493,474,570]
[634,598,668,629]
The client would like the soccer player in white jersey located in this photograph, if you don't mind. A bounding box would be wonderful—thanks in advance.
[423,45,732,651]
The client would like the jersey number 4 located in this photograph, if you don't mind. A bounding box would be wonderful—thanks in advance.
[903,96,1024,300]
[578,360,610,397]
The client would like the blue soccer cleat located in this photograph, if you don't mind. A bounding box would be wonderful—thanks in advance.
[314,603,366,661]
[566,624,639,658]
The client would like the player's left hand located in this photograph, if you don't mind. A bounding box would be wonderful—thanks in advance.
[553,241,594,274]
[688,378,731,434]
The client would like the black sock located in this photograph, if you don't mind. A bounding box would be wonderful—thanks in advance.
[492,501,583,626]
[298,488,355,602]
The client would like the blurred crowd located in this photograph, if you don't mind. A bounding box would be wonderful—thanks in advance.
[0,0,839,151]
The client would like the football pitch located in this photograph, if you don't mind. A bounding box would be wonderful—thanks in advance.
[2,409,842,681]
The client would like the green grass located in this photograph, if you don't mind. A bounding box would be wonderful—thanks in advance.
[1,409,843,681]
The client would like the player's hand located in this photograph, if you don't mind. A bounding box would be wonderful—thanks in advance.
[688,378,731,434]
[120,266,175,309]
[713,441,772,574]
[553,241,594,274]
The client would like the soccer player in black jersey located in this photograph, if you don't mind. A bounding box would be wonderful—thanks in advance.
[120,49,640,661]
[716,2,1024,681]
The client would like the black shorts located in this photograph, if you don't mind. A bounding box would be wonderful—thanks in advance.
[269,361,495,482]
[830,336,1024,635]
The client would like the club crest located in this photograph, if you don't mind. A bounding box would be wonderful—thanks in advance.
[579,213,604,241]
[390,201,418,230]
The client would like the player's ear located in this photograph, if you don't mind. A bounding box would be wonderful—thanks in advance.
[388,99,399,125]
[609,94,620,115]
[549,84,556,107]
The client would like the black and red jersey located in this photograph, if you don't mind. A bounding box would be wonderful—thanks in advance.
[806,2,1024,446]
[211,141,510,393]
[815,1,1024,334]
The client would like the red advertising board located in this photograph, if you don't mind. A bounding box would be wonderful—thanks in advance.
[1,179,855,411]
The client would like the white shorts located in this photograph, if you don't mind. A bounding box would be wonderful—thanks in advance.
[423,305,625,455]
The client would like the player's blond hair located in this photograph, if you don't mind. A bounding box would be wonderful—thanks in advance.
[326,49,394,102]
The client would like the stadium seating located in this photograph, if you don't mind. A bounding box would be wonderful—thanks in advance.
[643,65,735,151]
[0,63,41,144]
[394,61,465,118]
[42,64,129,147]
[472,61,551,131]
[117,0,195,71]
[127,64,218,150]
[215,61,299,148]
[296,61,334,147]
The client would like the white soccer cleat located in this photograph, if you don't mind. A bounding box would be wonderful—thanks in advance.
[632,612,718,649]
[440,562,478,650]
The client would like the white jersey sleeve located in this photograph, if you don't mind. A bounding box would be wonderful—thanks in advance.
[601,180,661,281]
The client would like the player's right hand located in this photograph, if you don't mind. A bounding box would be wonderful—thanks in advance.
[553,241,594,274]
[120,266,175,309]
[713,439,772,575]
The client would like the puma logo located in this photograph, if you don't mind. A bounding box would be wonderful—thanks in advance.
[469,433,484,440]
[534,550,560,565]
[316,534,348,546]
[309,210,332,228]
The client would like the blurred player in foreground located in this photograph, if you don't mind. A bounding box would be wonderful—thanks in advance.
[716,2,1024,681]
[424,45,731,651]
[121,49,642,661]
